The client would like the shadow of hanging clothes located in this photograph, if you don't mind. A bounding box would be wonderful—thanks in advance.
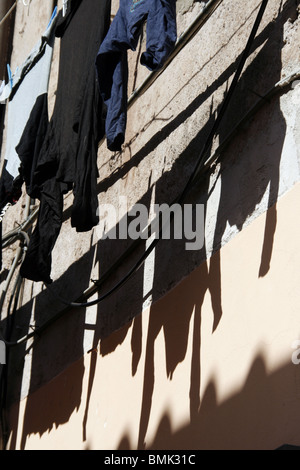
[135,92,217,449]
[6,242,98,450]
[136,0,293,448]
[209,1,290,308]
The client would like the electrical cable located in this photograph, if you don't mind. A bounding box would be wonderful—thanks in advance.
[0,2,227,349]
[0,230,28,449]
[0,0,233,448]
[2,66,298,348]
[0,255,25,450]
[0,231,28,315]
[1,0,225,252]
[2,0,295,348]
[0,229,29,328]
[0,0,228,314]
[1,204,38,249]
[0,196,31,449]
[44,0,271,309]
[0,0,295,447]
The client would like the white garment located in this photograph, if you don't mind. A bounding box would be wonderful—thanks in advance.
[1,10,58,179]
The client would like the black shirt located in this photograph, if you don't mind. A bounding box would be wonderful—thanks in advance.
[19,0,111,283]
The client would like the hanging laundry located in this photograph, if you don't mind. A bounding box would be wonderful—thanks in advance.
[19,0,111,284]
[95,0,177,152]
[0,8,58,272]
[0,8,58,210]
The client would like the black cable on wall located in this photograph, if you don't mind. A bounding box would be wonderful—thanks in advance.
[0,0,276,352]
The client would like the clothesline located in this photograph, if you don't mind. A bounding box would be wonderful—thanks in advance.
[0,0,281,341]
[1,0,225,241]
[0,0,226,278]
[3,0,273,316]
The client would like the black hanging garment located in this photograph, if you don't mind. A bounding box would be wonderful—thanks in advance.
[0,9,57,205]
[18,0,111,284]
[0,9,58,271]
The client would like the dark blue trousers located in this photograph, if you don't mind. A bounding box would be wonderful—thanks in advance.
[96,0,177,151]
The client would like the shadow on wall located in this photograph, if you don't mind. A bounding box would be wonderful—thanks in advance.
[6,310,300,449]
[3,0,297,450]
[134,0,291,448]
[4,244,97,450]
[116,353,300,450]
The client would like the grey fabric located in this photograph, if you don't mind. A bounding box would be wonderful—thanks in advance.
[0,10,58,181]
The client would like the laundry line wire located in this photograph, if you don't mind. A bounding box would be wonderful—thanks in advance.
[0,0,265,448]
[0,0,226,348]
[5,0,270,310]
[1,0,226,255]
[2,64,298,349]
[45,0,271,310]
[0,0,226,305]
[0,0,275,352]
[0,0,280,346]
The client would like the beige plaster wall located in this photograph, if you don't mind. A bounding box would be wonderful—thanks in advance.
[6,180,300,450]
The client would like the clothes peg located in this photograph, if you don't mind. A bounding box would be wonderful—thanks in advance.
[7,64,12,89]
[62,0,68,17]
[47,6,58,29]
